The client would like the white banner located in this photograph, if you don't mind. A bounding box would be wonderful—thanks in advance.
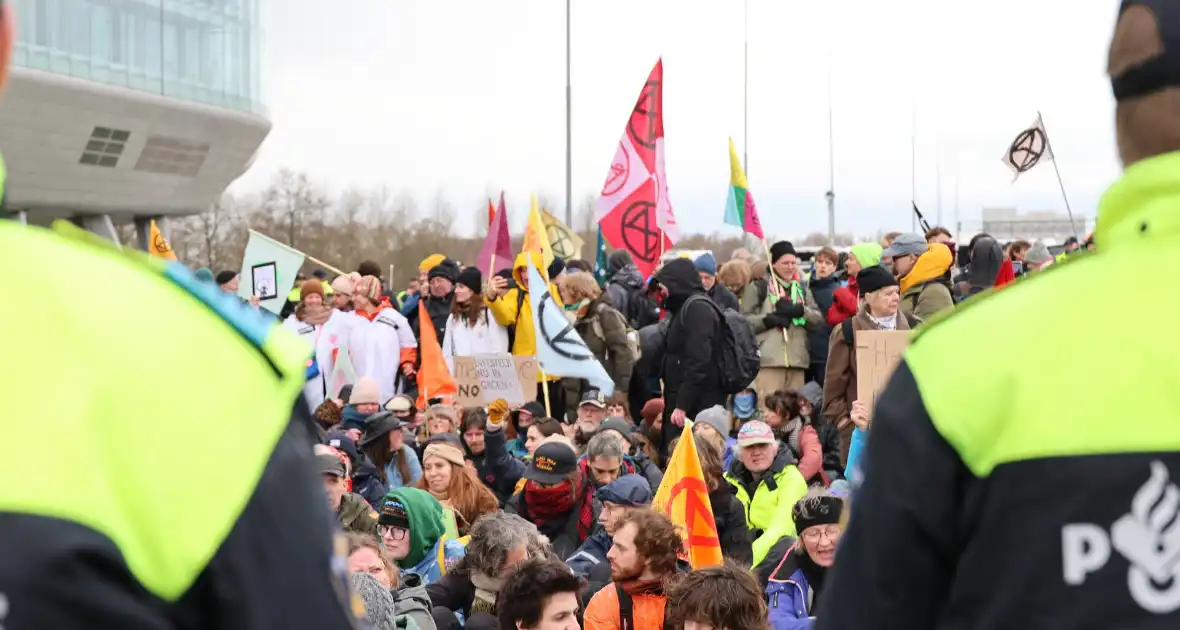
[238,230,306,314]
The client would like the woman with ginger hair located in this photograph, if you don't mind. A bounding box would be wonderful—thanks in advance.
[416,440,498,537]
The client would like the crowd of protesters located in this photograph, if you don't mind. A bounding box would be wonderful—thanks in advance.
[242,222,1086,630]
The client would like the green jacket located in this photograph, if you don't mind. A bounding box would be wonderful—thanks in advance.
[338,492,380,537]
[724,443,810,565]
[0,220,357,628]
[814,150,1180,628]
[900,280,955,324]
[740,276,824,369]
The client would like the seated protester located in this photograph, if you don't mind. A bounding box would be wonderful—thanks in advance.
[347,534,435,630]
[843,401,870,483]
[506,438,594,559]
[822,265,909,468]
[417,441,499,537]
[461,401,525,504]
[386,394,420,432]
[361,411,423,493]
[497,557,587,630]
[757,489,845,629]
[692,405,737,470]
[579,432,634,515]
[693,435,753,566]
[427,512,548,630]
[326,430,386,509]
[574,389,610,450]
[506,401,545,459]
[340,376,383,443]
[320,453,379,537]
[596,417,664,490]
[350,573,406,630]
[346,532,398,590]
[667,561,773,630]
[583,508,687,630]
[731,385,762,425]
[724,421,810,566]
[378,488,466,586]
[567,474,654,598]
[797,382,844,484]
[764,390,824,486]
[417,404,459,454]
[313,397,344,433]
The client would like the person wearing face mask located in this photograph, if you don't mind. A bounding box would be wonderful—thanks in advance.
[377,488,467,586]
[758,490,845,629]
[822,266,910,468]
[724,421,810,565]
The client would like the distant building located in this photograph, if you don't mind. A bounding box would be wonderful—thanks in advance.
[1,0,268,248]
[980,207,1087,245]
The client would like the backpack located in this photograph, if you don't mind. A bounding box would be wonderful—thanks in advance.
[616,583,674,630]
[617,283,659,330]
[590,303,641,364]
[683,295,760,395]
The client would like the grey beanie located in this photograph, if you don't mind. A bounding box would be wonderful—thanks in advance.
[798,381,823,409]
[1025,241,1052,265]
[350,572,398,630]
[695,405,733,438]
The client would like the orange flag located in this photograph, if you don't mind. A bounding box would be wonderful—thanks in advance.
[652,420,723,569]
[416,305,457,409]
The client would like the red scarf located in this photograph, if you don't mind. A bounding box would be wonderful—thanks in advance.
[524,478,593,541]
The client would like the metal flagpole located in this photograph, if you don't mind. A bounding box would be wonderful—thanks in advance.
[744,0,749,173]
[1036,110,1079,240]
[910,107,917,232]
[826,49,835,246]
[564,0,573,228]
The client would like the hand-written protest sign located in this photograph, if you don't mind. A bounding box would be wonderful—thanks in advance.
[854,330,909,425]
[453,354,537,407]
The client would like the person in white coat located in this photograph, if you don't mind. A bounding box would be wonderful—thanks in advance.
[350,275,417,404]
[281,279,334,410]
[441,267,510,372]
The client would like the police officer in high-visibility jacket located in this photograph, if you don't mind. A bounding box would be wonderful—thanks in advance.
[0,4,358,627]
[818,2,1180,628]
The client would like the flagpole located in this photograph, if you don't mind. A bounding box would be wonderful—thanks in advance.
[826,47,835,247]
[1036,111,1079,240]
[743,0,749,174]
[564,0,574,228]
[910,107,917,232]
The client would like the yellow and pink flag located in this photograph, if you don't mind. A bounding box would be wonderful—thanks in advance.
[724,137,764,239]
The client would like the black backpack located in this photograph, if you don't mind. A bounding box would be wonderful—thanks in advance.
[684,295,760,395]
[619,283,659,330]
[616,583,674,630]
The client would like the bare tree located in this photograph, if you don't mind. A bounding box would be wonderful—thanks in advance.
[261,168,329,249]
[431,188,456,227]
[800,232,829,247]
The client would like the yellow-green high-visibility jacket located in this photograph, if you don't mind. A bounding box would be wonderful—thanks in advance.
[724,443,810,565]
[815,150,1180,629]
[0,220,358,629]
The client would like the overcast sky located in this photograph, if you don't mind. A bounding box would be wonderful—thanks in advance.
[234,0,1122,240]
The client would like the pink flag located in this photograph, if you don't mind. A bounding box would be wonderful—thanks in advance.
[595,59,679,279]
[477,192,513,276]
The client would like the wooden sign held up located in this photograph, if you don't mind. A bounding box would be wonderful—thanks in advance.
[854,330,910,424]
[453,354,538,407]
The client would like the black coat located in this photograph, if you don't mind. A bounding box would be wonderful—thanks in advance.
[408,293,453,341]
[653,259,726,449]
[711,483,753,566]
[707,283,741,313]
[806,273,841,367]
[464,427,525,505]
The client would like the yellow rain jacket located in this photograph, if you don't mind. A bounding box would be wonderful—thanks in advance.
[486,251,562,382]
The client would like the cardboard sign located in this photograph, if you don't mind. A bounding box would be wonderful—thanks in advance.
[854,330,910,424]
[453,354,537,407]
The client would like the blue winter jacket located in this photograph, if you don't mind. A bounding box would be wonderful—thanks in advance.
[767,564,815,630]
[844,428,867,482]
[385,444,423,490]
[407,537,467,586]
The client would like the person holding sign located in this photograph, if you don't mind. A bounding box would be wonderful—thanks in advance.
[821,266,910,468]
[440,267,509,373]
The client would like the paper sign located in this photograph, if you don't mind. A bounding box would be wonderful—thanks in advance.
[453,354,537,407]
[854,330,910,424]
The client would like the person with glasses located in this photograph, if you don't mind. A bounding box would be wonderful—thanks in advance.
[758,490,845,629]
[377,488,466,586]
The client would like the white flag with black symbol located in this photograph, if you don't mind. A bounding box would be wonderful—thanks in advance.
[1001,114,1054,182]
[527,261,614,396]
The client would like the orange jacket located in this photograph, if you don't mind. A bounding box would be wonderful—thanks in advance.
[583,583,667,630]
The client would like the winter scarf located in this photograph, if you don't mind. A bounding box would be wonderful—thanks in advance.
[470,572,505,615]
[781,416,802,456]
[618,576,669,597]
[524,478,593,541]
[867,311,898,331]
[296,302,333,326]
[772,272,808,327]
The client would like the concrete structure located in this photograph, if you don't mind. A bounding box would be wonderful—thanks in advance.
[0,0,268,248]
[980,207,1090,244]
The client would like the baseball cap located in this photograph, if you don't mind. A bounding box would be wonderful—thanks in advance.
[579,389,607,409]
[377,495,411,529]
[324,430,359,464]
[317,453,347,477]
[525,442,578,485]
[359,411,404,448]
[882,233,927,258]
[737,421,777,448]
[385,394,415,414]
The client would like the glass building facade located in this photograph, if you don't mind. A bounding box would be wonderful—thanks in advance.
[11,0,264,115]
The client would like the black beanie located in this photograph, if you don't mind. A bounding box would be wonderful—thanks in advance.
[792,494,844,532]
[456,267,481,293]
[548,257,566,279]
[769,241,797,264]
[856,265,898,297]
[428,259,459,284]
